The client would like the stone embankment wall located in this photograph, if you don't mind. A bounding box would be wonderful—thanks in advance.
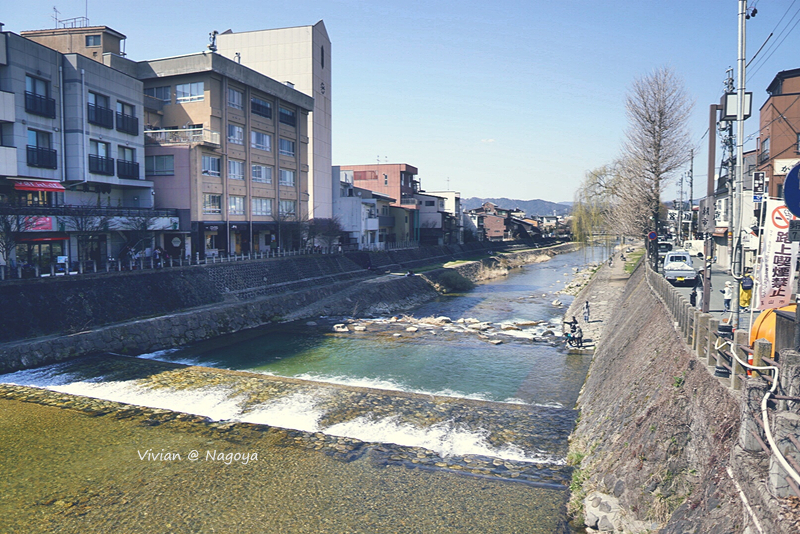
[568,262,792,533]
[0,242,576,373]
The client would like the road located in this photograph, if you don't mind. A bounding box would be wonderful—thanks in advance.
[666,255,755,332]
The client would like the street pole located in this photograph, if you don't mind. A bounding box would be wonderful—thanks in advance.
[689,149,694,239]
[704,104,720,314]
[733,0,747,330]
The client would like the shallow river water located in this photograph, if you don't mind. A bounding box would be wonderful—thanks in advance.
[0,246,605,532]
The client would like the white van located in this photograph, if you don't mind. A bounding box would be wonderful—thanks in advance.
[683,240,705,257]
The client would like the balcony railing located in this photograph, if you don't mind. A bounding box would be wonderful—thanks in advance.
[400,197,418,206]
[0,203,178,218]
[88,104,114,128]
[758,151,770,165]
[25,92,56,118]
[116,113,139,135]
[27,145,58,169]
[88,154,115,175]
[117,160,140,179]
[145,128,220,147]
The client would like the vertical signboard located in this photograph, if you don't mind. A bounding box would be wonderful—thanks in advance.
[757,200,800,310]
[698,197,715,234]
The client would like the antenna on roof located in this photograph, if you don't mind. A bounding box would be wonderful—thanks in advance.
[208,30,219,53]
[52,6,61,28]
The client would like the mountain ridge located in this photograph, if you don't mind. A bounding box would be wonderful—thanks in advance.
[461,197,571,216]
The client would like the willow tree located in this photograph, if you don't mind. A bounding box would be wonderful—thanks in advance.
[572,165,614,244]
[622,67,693,235]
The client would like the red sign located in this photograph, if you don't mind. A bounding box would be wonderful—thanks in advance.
[25,217,53,231]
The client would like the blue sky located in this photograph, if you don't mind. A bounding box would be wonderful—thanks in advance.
[8,1,800,203]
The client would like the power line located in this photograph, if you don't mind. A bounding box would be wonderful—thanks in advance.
[749,1,800,77]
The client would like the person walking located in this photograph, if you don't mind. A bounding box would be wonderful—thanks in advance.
[574,325,584,348]
[740,272,754,311]
[583,300,590,323]
[721,281,733,312]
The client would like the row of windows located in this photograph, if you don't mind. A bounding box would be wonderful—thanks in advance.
[202,194,296,217]
[147,83,297,126]
[148,153,296,186]
[226,125,295,156]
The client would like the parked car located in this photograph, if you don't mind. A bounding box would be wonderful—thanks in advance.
[662,251,697,286]
[683,240,705,257]
[657,241,673,264]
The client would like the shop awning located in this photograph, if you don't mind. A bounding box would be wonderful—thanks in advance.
[712,227,729,238]
[18,235,69,242]
[14,180,66,192]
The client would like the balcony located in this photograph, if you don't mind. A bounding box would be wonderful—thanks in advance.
[117,159,140,180]
[116,113,139,135]
[400,197,418,207]
[0,203,178,218]
[25,92,56,118]
[88,154,114,175]
[88,104,114,129]
[758,151,770,165]
[145,128,220,147]
[27,145,58,169]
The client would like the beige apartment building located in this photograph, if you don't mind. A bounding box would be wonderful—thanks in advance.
[217,22,332,220]
[104,51,314,257]
[22,24,126,63]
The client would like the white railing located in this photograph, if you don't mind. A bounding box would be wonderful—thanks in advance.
[145,128,220,146]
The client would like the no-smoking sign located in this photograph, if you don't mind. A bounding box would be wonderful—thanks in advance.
[771,205,796,230]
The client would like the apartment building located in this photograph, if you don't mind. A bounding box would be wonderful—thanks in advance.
[756,68,800,199]
[22,24,126,63]
[104,50,313,258]
[425,190,463,244]
[217,22,333,220]
[0,30,173,271]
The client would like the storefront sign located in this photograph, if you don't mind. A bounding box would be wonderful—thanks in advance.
[774,159,800,176]
[25,217,53,231]
[757,200,800,310]
[171,237,181,247]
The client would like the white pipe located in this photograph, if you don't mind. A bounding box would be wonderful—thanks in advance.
[715,337,800,486]
[81,68,87,184]
[58,65,66,184]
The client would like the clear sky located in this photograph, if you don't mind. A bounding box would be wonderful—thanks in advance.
[6,1,799,204]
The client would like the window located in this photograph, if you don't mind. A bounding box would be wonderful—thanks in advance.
[88,92,113,128]
[279,138,295,157]
[279,169,295,187]
[279,107,296,127]
[279,200,296,217]
[228,124,244,145]
[27,129,57,169]
[116,101,138,134]
[797,133,800,153]
[425,200,435,207]
[251,131,271,151]
[145,155,174,175]
[228,159,245,180]
[86,35,101,46]
[321,45,325,69]
[203,193,222,214]
[202,155,221,176]
[228,88,243,110]
[117,147,138,179]
[251,164,272,184]
[251,96,272,119]
[252,197,272,216]
[384,174,388,186]
[144,86,171,103]
[176,82,204,102]
[228,195,245,215]
[25,76,56,118]
[89,140,113,175]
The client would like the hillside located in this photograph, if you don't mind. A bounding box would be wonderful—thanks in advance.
[461,197,571,216]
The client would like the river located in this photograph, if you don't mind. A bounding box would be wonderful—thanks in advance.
[0,246,604,532]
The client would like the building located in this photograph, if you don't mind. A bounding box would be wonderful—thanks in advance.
[756,68,800,200]
[0,29,175,272]
[425,190,463,244]
[333,166,413,250]
[464,202,542,242]
[216,22,333,220]
[22,22,126,63]
[102,50,314,258]
[338,163,420,242]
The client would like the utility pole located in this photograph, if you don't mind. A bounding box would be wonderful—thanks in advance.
[678,174,684,243]
[704,104,720,314]
[733,0,747,330]
[688,149,694,239]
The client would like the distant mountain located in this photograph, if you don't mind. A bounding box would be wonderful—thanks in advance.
[462,197,572,216]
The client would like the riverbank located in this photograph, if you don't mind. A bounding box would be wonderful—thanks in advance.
[0,242,577,374]
[567,255,749,532]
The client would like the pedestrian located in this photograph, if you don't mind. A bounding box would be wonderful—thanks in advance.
[721,281,733,312]
[574,325,583,348]
[583,300,590,323]
[740,272,754,310]
[564,316,579,334]
[690,287,697,307]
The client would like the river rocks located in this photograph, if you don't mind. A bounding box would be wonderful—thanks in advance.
[352,325,367,332]
[333,324,349,333]
[405,326,418,333]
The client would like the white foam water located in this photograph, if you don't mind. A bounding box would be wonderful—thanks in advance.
[238,392,326,432]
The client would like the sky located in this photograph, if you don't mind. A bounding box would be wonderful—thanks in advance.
[6,1,800,204]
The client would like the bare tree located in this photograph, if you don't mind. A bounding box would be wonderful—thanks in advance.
[306,217,344,252]
[622,66,694,235]
[0,208,35,266]
[62,201,115,262]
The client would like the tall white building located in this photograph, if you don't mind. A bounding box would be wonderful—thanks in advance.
[217,21,332,219]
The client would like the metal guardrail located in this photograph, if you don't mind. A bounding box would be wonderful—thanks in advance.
[144,128,220,146]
